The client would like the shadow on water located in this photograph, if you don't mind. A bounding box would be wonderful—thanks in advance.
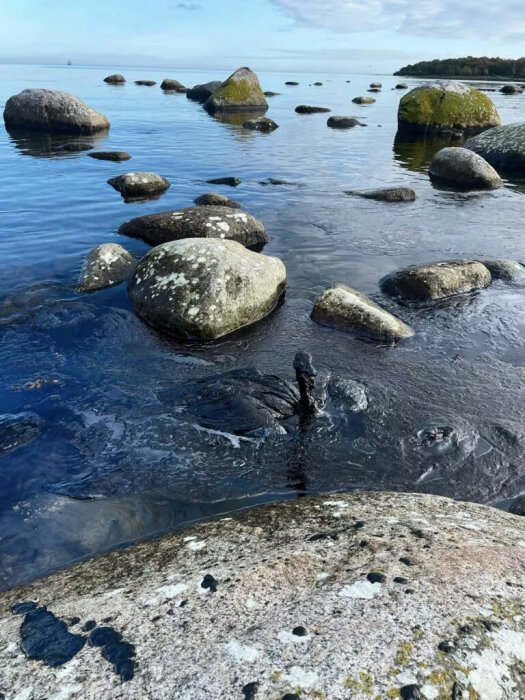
[393,132,466,173]
[4,126,108,158]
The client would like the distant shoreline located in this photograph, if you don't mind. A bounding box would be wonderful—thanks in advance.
[393,74,524,82]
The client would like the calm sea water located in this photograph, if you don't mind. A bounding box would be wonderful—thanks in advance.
[1,64,525,589]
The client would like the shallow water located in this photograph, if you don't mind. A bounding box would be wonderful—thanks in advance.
[1,64,525,589]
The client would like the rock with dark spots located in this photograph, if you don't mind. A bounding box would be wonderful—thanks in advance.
[400,685,421,700]
[264,91,280,97]
[312,284,414,342]
[103,74,125,84]
[77,244,135,293]
[19,606,86,667]
[464,122,525,171]
[128,238,286,339]
[135,80,156,86]
[500,85,523,94]
[160,78,186,92]
[186,81,222,102]
[0,412,43,454]
[349,187,416,202]
[119,206,267,249]
[327,116,360,129]
[194,192,241,208]
[380,260,492,301]
[509,495,525,516]
[107,172,170,200]
[11,602,37,615]
[428,147,502,189]
[352,96,376,104]
[88,151,131,161]
[295,105,331,114]
[204,67,268,113]
[479,259,525,283]
[207,176,241,187]
[396,83,408,89]
[327,377,368,412]
[242,681,259,699]
[285,81,299,86]
[3,89,110,134]
[242,116,279,132]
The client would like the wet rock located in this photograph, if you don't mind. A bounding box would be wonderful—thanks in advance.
[380,260,492,301]
[103,74,125,84]
[207,176,241,187]
[77,243,136,293]
[479,259,525,283]
[204,67,268,113]
[128,238,286,339]
[428,147,502,189]
[259,178,294,186]
[3,89,110,134]
[396,83,408,89]
[349,187,416,202]
[285,81,299,86]
[107,172,170,200]
[370,82,382,88]
[242,116,279,132]
[88,151,131,161]
[509,495,525,516]
[311,284,414,342]
[327,116,361,129]
[160,78,186,92]
[397,81,500,136]
[0,412,43,455]
[327,377,368,412]
[295,105,331,114]
[352,96,376,104]
[59,142,94,152]
[368,88,381,93]
[500,85,523,94]
[135,80,156,86]
[118,205,267,248]
[194,193,241,208]
[186,81,222,102]
[19,606,86,667]
[464,122,525,171]
[264,91,280,97]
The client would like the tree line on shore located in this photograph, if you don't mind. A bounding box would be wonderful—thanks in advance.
[395,56,525,79]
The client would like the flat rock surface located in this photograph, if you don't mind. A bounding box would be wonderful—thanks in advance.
[0,492,524,699]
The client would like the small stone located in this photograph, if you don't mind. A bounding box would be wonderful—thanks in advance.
[107,172,170,200]
[400,685,421,700]
[367,572,386,584]
[160,79,186,92]
[206,177,241,187]
[292,626,308,636]
[349,187,416,202]
[201,574,218,593]
[88,151,131,161]
[77,243,136,293]
[264,91,280,97]
[135,80,156,86]
[104,74,125,84]
[396,83,408,89]
[481,259,525,283]
[285,81,299,86]
[194,193,240,208]
[295,105,331,114]
[370,82,382,88]
[242,117,279,132]
[352,96,376,104]
[428,147,502,189]
[500,85,523,94]
[327,116,361,129]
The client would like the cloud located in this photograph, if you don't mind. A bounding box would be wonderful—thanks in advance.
[269,0,525,41]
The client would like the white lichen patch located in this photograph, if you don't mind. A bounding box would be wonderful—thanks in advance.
[224,641,260,663]
[186,539,206,551]
[282,666,320,690]
[340,580,382,600]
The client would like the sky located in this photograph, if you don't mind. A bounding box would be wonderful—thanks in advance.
[1,0,524,74]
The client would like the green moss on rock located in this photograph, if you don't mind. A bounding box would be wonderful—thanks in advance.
[205,66,268,113]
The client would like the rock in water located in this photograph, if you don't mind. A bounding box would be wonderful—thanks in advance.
[370,82,382,88]
[118,205,268,249]
[480,259,525,283]
[396,83,408,89]
[428,147,502,189]
[352,96,376,104]
[285,81,299,86]
[107,172,170,200]
[327,116,361,129]
[0,412,42,454]
[88,151,131,161]
[194,193,241,208]
[204,67,268,113]
[103,74,125,84]
[295,105,331,114]
[186,81,222,102]
[464,122,525,171]
[500,85,523,94]
[348,187,416,202]
[397,81,500,136]
[160,79,186,92]
[77,244,136,293]
[311,285,414,342]
[381,260,492,301]
[264,91,280,97]
[3,89,110,134]
[206,176,241,187]
[128,238,286,339]
[242,117,279,132]
[135,80,156,86]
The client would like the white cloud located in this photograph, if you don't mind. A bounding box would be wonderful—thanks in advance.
[269,0,525,41]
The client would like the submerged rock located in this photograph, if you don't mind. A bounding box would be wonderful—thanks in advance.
[186,81,222,102]
[285,81,299,86]
[352,96,376,104]
[0,412,43,455]
[311,284,414,342]
[464,122,525,171]
[295,105,331,114]
[204,67,268,113]
[128,238,286,339]
[349,187,416,202]
[118,205,267,248]
[59,142,94,152]
[397,81,500,136]
[381,260,492,301]
[327,377,368,412]
[327,116,361,129]
[206,176,241,187]
[77,244,136,293]
[242,116,279,132]
[428,147,502,189]
[160,79,186,92]
[3,89,110,134]
[193,193,241,208]
[264,91,280,97]
[103,74,125,84]
[88,151,131,161]
[135,80,156,86]
[107,172,170,200]
[480,259,525,283]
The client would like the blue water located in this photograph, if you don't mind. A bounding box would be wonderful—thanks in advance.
[1,64,525,589]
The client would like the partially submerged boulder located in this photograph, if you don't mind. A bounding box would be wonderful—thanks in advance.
[428,147,502,189]
[480,259,525,283]
[352,96,375,104]
[118,205,268,249]
[397,81,500,136]
[194,193,241,208]
[500,85,523,94]
[0,412,42,455]
[204,67,268,113]
[348,187,416,202]
[370,82,382,88]
[186,81,222,102]
[103,74,125,84]
[242,116,279,132]
[128,238,286,339]
[381,260,492,301]
[77,244,135,292]
[88,151,131,161]
[464,122,525,171]
[312,284,414,342]
[107,172,170,200]
[3,89,110,134]
[396,83,408,89]
[206,176,241,187]
[327,116,361,129]
[160,79,186,92]
[135,80,156,86]
[295,105,331,114]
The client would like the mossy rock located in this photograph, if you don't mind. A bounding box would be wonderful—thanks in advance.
[204,67,268,113]
[398,81,500,136]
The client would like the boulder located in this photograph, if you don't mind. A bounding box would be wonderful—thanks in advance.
[77,244,136,293]
[370,82,382,88]
[242,116,279,132]
[160,79,186,92]
[128,238,286,339]
[397,81,500,136]
[311,284,414,342]
[88,151,131,161]
[206,176,241,187]
[352,96,376,104]
[464,122,525,171]
[118,205,268,249]
[186,81,222,102]
[381,260,492,301]
[295,105,331,114]
[480,259,525,283]
[327,116,361,129]
[3,493,521,699]
[349,187,416,202]
[103,74,125,84]
[107,172,170,200]
[204,67,268,113]
[0,412,42,455]
[396,83,408,89]
[327,377,368,412]
[500,85,523,94]
[135,80,156,86]
[194,193,241,208]
[428,147,502,189]
[3,89,110,134]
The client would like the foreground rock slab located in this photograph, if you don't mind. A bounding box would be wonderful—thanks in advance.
[3,89,110,134]
[429,147,502,189]
[77,243,136,292]
[464,122,525,171]
[118,205,267,248]
[312,284,414,342]
[128,238,286,338]
[1,492,524,699]
[107,172,170,200]
[381,260,492,301]
[204,67,268,113]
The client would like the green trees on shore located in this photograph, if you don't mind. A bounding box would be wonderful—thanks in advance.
[395,57,525,79]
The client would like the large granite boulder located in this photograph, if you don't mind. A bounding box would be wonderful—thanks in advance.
[429,147,502,189]
[186,81,222,102]
[204,67,268,113]
[77,244,136,292]
[397,81,500,136]
[381,260,492,301]
[464,122,525,171]
[3,89,110,134]
[1,492,523,699]
[103,74,125,84]
[311,284,414,342]
[107,172,170,200]
[160,79,186,92]
[118,205,268,249]
[128,238,286,339]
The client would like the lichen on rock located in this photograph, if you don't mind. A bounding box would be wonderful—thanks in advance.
[204,67,268,113]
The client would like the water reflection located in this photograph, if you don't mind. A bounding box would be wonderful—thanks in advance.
[393,132,465,173]
[5,126,107,158]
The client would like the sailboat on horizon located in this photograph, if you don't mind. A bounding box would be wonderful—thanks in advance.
[67,59,72,66]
